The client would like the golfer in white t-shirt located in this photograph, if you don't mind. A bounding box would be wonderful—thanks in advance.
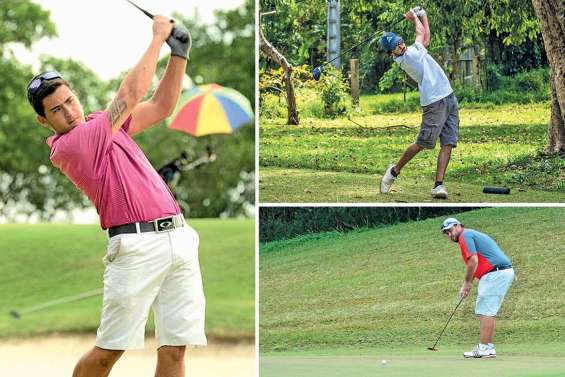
[379,7,459,199]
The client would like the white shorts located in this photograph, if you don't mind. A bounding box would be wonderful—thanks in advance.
[475,268,514,317]
[96,225,207,350]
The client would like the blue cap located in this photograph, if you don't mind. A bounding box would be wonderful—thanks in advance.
[380,32,403,52]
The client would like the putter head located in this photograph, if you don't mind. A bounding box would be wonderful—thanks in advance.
[312,66,322,81]
[9,310,21,320]
[427,347,438,351]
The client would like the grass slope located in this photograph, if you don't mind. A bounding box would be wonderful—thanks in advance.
[259,102,565,202]
[260,208,565,352]
[0,219,254,340]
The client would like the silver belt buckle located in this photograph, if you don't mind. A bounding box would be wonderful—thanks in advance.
[153,216,176,232]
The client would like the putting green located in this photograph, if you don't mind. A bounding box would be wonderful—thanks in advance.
[261,347,565,377]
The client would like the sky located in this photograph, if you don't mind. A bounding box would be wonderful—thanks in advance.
[13,0,246,80]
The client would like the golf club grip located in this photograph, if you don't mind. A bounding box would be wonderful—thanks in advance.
[483,186,510,195]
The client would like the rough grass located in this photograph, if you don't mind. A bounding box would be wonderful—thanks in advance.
[0,219,254,340]
[259,100,565,202]
[260,207,565,352]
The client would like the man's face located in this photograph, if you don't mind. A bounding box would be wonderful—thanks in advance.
[37,85,85,135]
[444,225,463,242]
[391,41,406,57]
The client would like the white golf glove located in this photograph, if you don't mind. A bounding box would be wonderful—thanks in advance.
[413,6,426,18]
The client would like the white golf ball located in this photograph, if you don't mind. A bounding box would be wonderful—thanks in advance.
[381,359,387,366]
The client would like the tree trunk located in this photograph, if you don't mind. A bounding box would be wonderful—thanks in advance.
[259,16,300,125]
[532,0,565,153]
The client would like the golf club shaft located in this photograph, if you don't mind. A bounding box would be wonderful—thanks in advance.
[14,288,103,316]
[126,0,155,19]
[320,16,404,68]
[430,295,465,349]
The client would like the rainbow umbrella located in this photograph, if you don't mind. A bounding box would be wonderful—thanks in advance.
[168,84,253,136]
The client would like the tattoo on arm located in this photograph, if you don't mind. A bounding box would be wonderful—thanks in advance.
[108,97,128,127]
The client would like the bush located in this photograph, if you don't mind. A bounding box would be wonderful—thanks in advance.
[319,65,351,117]
[259,64,352,119]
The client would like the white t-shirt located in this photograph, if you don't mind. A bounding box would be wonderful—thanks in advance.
[393,41,453,106]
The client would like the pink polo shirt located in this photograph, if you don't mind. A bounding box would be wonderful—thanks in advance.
[47,111,180,229]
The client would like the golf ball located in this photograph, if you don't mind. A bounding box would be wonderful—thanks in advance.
[381,360,387,366]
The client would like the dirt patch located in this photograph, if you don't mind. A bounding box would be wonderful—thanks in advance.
[0,334,255,376]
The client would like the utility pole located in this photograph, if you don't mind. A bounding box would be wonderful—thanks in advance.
[327,0,341,69]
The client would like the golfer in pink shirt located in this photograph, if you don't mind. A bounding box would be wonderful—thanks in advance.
[27,15,204,377]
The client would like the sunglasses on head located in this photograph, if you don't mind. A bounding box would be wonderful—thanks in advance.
[27,70,62,102]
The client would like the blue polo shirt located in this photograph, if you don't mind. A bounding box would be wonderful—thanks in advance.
[458,229,512,279]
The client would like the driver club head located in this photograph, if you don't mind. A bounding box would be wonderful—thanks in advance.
[312,66,322,81]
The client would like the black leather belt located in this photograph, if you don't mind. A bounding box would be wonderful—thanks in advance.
[489,265,512,273]
[108,215,184,238]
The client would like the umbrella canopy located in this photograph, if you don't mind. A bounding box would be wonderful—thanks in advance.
[168,84,253,137]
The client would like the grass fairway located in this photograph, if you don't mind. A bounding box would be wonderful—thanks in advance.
[259,102,565,202]
[260,208,565,375]
[0,219,254,340]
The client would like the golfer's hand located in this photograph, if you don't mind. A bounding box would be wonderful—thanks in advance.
[459,282,472,299]
[167,23,192,60]
[153,15,174,43]
[405,9,417,22]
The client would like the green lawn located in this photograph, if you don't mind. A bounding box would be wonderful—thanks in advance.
[259,101,565,202]
[260,208,565,355]
[0,219,254,341]
[261,344,565,377]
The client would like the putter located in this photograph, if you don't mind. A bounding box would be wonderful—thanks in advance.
[312,16,405,81]
[427,295,465,351]
[9,288,103,320]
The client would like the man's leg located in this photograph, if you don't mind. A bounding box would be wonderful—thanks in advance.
[155,346,186,377]
[394,143,424,174]
[435,144,453,182]
[479,315,496,344]
[72,347,124,377]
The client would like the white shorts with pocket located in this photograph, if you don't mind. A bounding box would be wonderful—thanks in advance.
[475,268,514,317]
[96,225,207,350]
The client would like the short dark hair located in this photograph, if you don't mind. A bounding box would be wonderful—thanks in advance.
[31,78,72,117]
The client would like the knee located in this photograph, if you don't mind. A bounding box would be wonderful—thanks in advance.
[77,348,124,370]
[158,345,186,363]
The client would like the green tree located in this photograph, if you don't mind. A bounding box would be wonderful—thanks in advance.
[0,0,57,219]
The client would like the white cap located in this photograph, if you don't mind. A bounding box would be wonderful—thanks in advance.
[441,217,461,232]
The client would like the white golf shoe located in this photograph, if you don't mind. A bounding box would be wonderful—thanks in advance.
[463,344,496,358]
[431,184,448,199]
[380,165,397,193]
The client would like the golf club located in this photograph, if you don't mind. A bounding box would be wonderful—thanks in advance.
[125,0,174,23]
[312,16,405,81]
[9,288,103,320]
[126,0,155,19]
[427,295,465,351]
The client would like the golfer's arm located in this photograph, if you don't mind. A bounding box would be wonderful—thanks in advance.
[128,56,187,136]
[412,16,426,46]
[107,37,163,135]
[465,254,479,284]
[419,15,430,47]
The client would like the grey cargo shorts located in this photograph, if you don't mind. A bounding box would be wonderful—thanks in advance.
[416,92,459,149]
